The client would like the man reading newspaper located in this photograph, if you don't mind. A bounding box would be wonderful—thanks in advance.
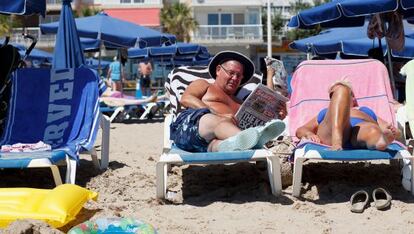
[170,51,285,153]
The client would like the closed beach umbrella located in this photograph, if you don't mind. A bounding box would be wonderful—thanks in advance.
[52,0,85,69]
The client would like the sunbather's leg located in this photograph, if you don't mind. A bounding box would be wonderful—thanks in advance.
[350,122,395,150]
[317,84,352,150]
[198,113,241,142]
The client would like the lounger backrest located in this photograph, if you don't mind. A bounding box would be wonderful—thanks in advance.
[288,59,395,137]
[166,65,262,119]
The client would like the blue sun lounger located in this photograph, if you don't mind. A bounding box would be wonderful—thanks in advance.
[0,67,102,185]
[156,66,283,199]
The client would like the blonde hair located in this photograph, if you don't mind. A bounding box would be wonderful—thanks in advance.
[328,76,353,95]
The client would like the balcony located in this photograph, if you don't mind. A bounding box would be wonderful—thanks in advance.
[192,0,262,6]
[11,28,56,48]
[192,24,263,44]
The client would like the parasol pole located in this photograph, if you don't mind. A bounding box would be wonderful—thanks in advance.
[267,0,272,58]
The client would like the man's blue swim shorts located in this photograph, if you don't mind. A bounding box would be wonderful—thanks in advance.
[170,108,211,152]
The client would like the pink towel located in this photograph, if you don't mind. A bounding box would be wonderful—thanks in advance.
[288,59,395,138]
[1,141,52,153]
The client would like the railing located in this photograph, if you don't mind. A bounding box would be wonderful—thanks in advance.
[46,0,62,4]
[193,24,263,42]
[10,27,56,48]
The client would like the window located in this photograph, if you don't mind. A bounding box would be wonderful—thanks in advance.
[208,14,219,25]
[120,0,145,3]
[248,11,259,24]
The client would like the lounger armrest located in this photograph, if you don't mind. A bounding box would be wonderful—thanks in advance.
[164,114,173,150]
[99,113,110,169]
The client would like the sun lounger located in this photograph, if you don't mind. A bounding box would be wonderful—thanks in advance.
[288,59,414,197]
[156,66,283,199]
[0,67,102,185]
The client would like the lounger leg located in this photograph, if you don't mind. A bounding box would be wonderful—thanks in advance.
[292,157,305,197]
[65,156,77,184]
[109,107,124,123]
[266,156,282,196]
[90,148,100,169]
[411,157,414,196]
[156,161,168,199]
[50,165,63,186]
[140,103,157,120]
[100,114,110,169]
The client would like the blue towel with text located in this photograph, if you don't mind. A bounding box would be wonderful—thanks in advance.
[0,68,100,160]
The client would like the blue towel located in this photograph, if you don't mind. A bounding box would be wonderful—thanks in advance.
[0,68,100,160]
[300,142,403,160]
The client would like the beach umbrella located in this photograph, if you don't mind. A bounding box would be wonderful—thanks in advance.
[288,0,414,29]
[0,0,45,16]
[52,0,85,69]
[85,58,111,70]
[127,42,208,60]
[13,43,53,63]
[40,12,176,48]
[290,21,414,59]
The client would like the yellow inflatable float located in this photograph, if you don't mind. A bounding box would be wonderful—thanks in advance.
[0,184,97,228]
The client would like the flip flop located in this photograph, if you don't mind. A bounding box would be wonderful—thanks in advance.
[350,190,369,213]
[254,119,286,148]
[372,188,392,210]
[218,128,260,152]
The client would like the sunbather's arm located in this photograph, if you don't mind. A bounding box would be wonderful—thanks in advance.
[296,117,320,143]
[181,80,210,109]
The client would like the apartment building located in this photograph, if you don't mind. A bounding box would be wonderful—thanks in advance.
[184,0,307,73]
[10,0,308,73]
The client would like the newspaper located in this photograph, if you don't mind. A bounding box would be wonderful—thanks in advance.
[235,84,288,130]
[264,56,288,89]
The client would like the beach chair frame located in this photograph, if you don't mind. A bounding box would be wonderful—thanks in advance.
[155,66,282,199]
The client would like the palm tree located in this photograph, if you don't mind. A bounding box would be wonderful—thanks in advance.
[160,2,198,42]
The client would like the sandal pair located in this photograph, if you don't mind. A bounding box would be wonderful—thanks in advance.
[350,188,392,213]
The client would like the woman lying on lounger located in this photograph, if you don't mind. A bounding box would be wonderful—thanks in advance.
[100,88,160,106]
[296,81,400,151]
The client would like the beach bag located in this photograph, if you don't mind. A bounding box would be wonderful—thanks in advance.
[266,136,295,187]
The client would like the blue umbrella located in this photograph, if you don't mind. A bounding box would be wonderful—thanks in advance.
[52,0,85,69]
[80,38,119,52]
[0,0,45,16]
[40,12,176,48]
[128,42,208,60]
[85,58,111,70]
[290,21,414,59]
[288,0,414,29]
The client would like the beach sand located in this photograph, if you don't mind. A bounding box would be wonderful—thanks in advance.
[2,120,414,233]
